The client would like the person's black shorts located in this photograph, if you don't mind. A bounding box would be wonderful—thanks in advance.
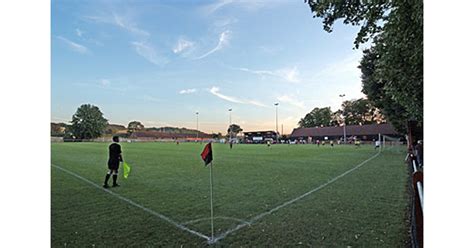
[108,160,120,170]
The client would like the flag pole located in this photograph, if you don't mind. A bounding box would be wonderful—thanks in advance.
[209,161,215,242]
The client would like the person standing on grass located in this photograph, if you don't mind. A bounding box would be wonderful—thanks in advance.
[374,139,381,149]
[415,140,423,167]
[103,136,123,188]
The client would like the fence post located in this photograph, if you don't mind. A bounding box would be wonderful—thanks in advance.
[408,152,423,248]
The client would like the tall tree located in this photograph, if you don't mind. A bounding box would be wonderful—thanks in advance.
[127,121,145,136]
[227,124,243,137]
[298,107,333,128]
[306,0,423,132]
[341,98,385,125]
[70,104,108,139]
[359,48,407,132]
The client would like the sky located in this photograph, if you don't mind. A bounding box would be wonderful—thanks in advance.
[51,0,367,134]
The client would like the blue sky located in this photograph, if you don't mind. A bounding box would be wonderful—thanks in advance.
[51,0,366,134]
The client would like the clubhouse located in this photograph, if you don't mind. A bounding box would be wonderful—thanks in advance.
[289,123,401,143]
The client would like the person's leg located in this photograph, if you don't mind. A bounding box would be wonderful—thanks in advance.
[104,169,112,188]
[112,169,119,186]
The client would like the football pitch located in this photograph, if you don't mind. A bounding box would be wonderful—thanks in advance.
[51,142,410,247]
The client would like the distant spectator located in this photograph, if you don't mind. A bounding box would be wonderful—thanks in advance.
[414,140,423,167]
[374,140,381,149]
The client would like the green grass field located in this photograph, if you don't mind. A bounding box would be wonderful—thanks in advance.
[51,142,410,247]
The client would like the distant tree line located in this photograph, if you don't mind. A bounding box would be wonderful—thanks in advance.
[52,104,215,140]
[298,98,385,128]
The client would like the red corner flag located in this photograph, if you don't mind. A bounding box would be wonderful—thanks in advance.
[200,142,213,166]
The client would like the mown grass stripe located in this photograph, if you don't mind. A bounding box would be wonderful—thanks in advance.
[211,151,381,243]
[51,164,211,241]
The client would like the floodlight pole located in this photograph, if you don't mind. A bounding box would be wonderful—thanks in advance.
[196,112,199,141]
[275,103,279,142]
[339,94,346,144]
[209,162,215,242]
[228,108,232,142]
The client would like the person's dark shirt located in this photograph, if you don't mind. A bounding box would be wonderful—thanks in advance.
[415,143,423,158]
[108,143,123,164]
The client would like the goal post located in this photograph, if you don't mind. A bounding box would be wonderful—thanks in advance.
[382,134,403,151]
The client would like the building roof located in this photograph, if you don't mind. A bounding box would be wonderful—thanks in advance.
[290,123,398,138]
[132,131,213,139]
[243,130,277,135]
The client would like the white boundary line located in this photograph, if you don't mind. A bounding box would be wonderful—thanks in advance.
[181,216,250,226]
[51,164,211,242]
[53,150,381,244]
[211,151,381,243]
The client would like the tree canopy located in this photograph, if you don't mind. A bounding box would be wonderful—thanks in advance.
[341,98,384,125]
[298,99,384,128]
[298,107,334,128]
[70,104,108,139]
[306,0,423,133]
[127,121,145,135]
[227,124,243,137]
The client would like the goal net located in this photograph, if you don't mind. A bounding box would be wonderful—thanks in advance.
[382,135,404,152]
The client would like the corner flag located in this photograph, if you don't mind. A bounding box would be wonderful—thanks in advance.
[123,161,131,179]
[200,142,213,166]
[200,142,215,240]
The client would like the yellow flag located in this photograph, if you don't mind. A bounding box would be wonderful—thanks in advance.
[123,162,131,179]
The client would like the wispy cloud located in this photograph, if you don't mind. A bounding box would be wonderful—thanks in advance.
[173,38,194,54]
[203,0,234,14]
[143,95,161,102]
[236,66,300,83]
[131,41,167,65]
[209,86,268,107]
[84,12,149,37]
[203,0,267,14]
[246,100,268,107]
[56,36,89,54]
[74,28,104,46]
[277,95,305,109]
[195,30,231,60]
[209,86,242,103]
[85,11,159,64]
[179,88,197,94]
[113,12,149,36]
